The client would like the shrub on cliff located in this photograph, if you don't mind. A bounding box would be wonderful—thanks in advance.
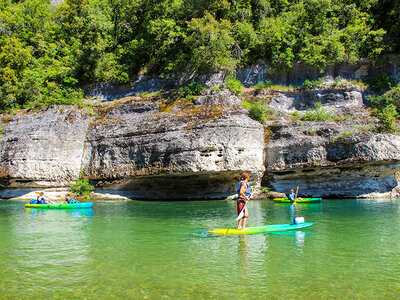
[368,83,400,132]
[179,82,204,100]
[382,83,400,113]
[367,73,396,93]
[301,102,348,122]
[225,74,243,95]
[302,78,324,90]
[242,101,268,124]
[372,104,398,133]
[71,178,94,200]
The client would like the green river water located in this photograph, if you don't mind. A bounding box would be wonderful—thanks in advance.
[0,199,399,299]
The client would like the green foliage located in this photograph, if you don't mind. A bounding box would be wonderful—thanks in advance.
[302,78,324,90]
[0,0,396,113]
[291,111,301,121]
[367,73,395,93]
[368,83,400,133]
[185,12,237,73]
[371,104,398,133]
[211,85,222,93]
[261,187,270,194]
[226,78,242,94]
[179,82,204,100]
[242,100,267,124]
[225,74,242,95]
[253,80,272,90]
[301,102,348,122]
[382,84,400,112]
[335,131,355,140]
[71,178,94,200]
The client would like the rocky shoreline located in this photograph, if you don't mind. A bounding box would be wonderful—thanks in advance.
[1,82,399,200]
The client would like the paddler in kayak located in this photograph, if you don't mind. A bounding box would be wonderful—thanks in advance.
[35,191,54,204]
[65,192,79,203]
[237,172,252,230]
[288,189,302,202]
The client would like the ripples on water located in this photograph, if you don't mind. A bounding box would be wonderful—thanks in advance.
[0,199,400,298]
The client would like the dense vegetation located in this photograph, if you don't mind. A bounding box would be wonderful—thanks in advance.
[0,0,399,111]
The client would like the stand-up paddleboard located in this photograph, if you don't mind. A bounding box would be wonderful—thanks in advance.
[209,222,313,235]
[273,197,321,203]
[25,202,93,209]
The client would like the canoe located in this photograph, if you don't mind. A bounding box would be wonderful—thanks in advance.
[209,222,313,235]
[273,197,322,203]
[25,202,93,209]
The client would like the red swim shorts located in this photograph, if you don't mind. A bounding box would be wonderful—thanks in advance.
[237,198,248,217]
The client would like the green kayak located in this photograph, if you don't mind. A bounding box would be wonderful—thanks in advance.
[273,197,322,203]
[210,222,313,235]
[25,202,93,209]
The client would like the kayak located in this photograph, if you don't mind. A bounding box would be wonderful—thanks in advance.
[25,202,93,209]
[209,222,313,235]
[273,197,322,203]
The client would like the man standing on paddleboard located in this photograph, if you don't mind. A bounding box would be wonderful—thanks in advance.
[237,172,252,230]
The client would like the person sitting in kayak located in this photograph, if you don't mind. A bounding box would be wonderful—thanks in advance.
[237,172,252,230]
[288,189,302,201]
[65,192,78,203]
[35,191,54,204]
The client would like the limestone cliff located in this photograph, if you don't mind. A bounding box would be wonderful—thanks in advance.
[0,91,265,200]
[0,85,399,200]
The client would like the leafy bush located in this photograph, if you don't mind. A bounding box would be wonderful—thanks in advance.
[253,80,272,90]
[242,100,269,123]
[372,104,398,133]
[331,78,341,87]
[367,73,395,93]
[261,187,270,194]
[301,102,348,122]
[291,111,301,121]
[71,178,94,200]
[302,78,324,90]
[248,102,267,124]
[211,86,221,93]
[382,83,400,113]
[335,131,355,140]
[368,83,400,132]
[180,82,204,100]
[225,74,243,96]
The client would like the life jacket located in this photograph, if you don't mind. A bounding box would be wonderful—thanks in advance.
[37,196,46,204]
[237,180,251,198]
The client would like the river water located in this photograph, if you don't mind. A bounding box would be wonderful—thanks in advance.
[0,199,399,299]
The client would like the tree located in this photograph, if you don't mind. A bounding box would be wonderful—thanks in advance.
[185,12,237,73]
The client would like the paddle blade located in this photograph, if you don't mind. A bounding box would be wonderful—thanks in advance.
[236,211,244,220]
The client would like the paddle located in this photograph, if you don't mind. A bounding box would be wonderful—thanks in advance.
[293,186,299,204]
[236,190,253,221]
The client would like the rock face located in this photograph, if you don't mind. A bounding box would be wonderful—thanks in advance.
[0,91,265,200]
[261,86,400,198]
[0,108,89,194]
[266,131,400,198]
[0,85,399,200]
[81,91,265,199]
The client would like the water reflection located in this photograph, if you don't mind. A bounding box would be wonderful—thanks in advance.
[25,208,93,218]
[1,199,400,299]
[238,235,249,274]
[6,206,95,296]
